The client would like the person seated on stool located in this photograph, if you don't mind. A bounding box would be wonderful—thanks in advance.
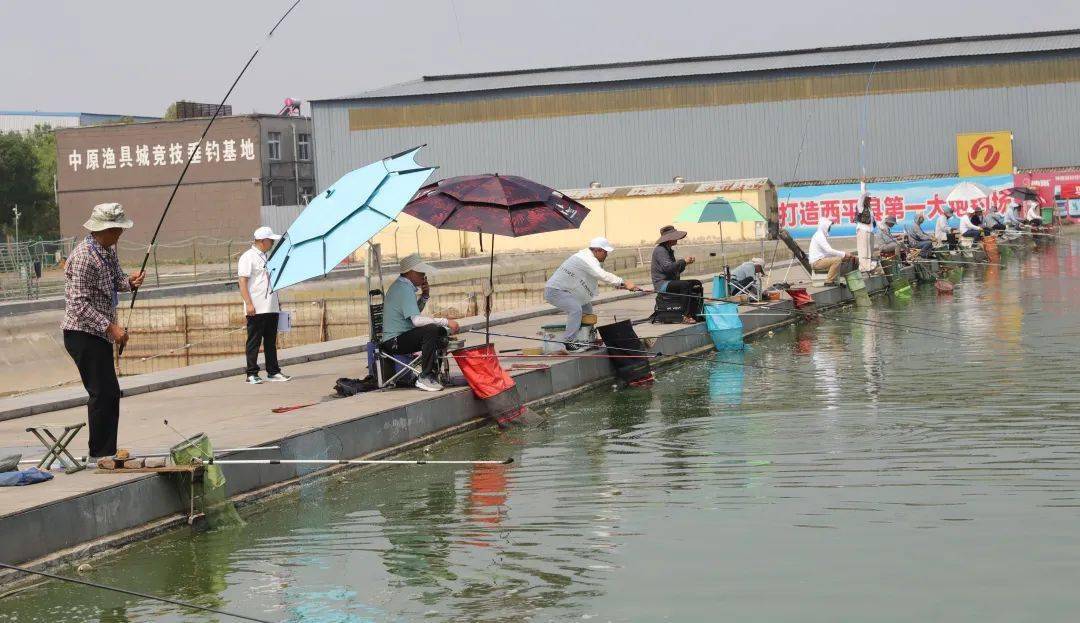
[958,207,984,242]
[380,253,460,392]
[1024,201,1044,227]
[730,257,764,298]
[876,215,903,257]
[904,214,935,259]
[651,225,702,323]
[809,219,856,285]
[544,237,637,353]
[985,208,1007,231]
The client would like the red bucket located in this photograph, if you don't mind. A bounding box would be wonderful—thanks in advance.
[785,287,814,308]
[451,344,527,428]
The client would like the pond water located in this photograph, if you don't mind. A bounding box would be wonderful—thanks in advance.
[4,238,1080,623]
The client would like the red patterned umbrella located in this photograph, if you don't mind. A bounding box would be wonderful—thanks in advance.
[405,174,591,341]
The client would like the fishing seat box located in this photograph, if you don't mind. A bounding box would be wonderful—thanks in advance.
[652,293,686,324]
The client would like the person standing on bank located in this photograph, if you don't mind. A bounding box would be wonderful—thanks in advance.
[238,226,291,384]
[545,237,637,352]
[381,253,460,392]
[651,225,702,323]
[61,203,145,461]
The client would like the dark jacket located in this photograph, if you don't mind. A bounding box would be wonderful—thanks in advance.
[651,244,686,290]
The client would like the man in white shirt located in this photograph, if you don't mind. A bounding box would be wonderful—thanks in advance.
[544,237,637,352]
[238,226,290,384]
[808,219,854,285]
[1024,201,1044,226]
[958,207,984,241]
[380,253,460,392]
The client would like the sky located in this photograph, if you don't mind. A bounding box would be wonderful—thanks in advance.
[2,0,1079,117]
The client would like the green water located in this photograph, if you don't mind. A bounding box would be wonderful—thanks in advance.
[4,240,1080,622]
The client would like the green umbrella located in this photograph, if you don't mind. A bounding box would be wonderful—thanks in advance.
[675,198,765,266]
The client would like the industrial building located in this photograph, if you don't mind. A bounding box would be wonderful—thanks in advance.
[55,115,314,258]
[311,29,1080,192]
[0,110,159,133]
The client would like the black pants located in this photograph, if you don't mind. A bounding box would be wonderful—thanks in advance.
[381,325,448,379]
[63,330,121,457]
[664,279,704,318]
[246,312,280,376]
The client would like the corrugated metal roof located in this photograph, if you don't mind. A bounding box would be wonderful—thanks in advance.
[322,29,1080,102]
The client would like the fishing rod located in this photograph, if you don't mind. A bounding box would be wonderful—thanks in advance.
[468,329,825,378]
[0,562,273,623]
[196,458,513,466]
[119,0,303,356]
[17,446,279,465]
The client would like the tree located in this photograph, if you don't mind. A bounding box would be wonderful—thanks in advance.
[0,125,60,240]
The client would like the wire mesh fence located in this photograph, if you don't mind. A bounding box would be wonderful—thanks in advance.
[114,242,791,376]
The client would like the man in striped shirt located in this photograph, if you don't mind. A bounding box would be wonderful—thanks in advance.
[61,203,144,460]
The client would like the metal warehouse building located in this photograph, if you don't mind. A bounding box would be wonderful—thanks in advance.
[311,30,1080,192]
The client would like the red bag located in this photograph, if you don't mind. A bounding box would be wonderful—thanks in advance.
[786,287,814,308]
[451,344,527,427]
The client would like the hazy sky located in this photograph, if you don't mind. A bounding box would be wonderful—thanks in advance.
[3,0,1079,117]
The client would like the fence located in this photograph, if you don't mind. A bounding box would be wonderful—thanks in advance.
[115,242,791,376]
[0,238,76,302]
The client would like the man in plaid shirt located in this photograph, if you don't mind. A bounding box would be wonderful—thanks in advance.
[62,203,144,459]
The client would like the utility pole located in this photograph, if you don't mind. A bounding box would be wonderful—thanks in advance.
[12,204,20,247]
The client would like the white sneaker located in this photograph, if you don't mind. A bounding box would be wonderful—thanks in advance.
[266,373,292,382]
[414,375,443,392]
[246,374,263,384]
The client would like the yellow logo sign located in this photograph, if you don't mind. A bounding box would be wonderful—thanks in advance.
[957,131,1013,177]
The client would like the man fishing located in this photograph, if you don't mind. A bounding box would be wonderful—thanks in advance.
[381,253,460,392]
[729,257,765,298]
[903,214,935,258]
[935,206,960,249]
[984,207,1007,231]
[875,215,903,257]
[544,237,637,352]
[62,203,145,461]
[651,225,702,322]
[808,219,855,285]
[1024,201,1044,227]
[1005,201,1025,229]
[958,207,984,242]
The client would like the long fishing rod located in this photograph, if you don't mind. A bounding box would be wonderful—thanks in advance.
[468,329,824,378]
[120,0,303,356]
[197,458,513,466]
[0,562,273,623]
[18,446,279,465]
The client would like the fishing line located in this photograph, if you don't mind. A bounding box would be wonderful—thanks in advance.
[18,446,279,465]
[200,458,513,466]
[121,0,304,355]
[136,326,248,362]
[0,562,274,623]
[467,329,824,378]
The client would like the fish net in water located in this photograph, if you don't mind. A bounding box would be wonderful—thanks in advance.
[170,434,245,528]
[703,302,745,351]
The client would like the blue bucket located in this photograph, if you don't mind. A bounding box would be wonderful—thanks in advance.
[704,302,744,351]
[712,275,728,299]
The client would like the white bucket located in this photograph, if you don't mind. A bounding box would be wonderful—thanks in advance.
[539,324,593,353]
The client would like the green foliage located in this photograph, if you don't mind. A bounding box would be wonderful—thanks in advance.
[0,124,60,240]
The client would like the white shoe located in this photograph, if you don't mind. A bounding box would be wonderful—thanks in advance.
[414,375,443,392]
[266,373,292,382]
[246,374,263,384]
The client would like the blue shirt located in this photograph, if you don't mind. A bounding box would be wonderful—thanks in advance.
[382,276,422,341]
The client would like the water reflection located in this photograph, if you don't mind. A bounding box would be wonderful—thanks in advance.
[6,237,1080,622]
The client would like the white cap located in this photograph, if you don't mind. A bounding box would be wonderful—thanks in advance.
[589,236,614,253]
[253,226,281,241]
[751,257,764,265]
[399,252,436,274]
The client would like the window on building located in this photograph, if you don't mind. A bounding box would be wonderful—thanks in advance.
[270,183,286,206]
[267,132,281,161]
[297,133,311,161]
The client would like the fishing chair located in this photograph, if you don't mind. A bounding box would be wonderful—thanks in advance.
[364,244,423,389]
[728,275,761,300]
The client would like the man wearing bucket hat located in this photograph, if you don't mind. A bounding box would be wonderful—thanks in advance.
[381,253,460,392]
[61,202,144,460]
[238,226,290,384]
[545,237,637,352]
[651,225,701,323]
[875,216,903,257]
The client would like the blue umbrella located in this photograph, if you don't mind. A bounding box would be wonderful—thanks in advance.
[267,146,437,291]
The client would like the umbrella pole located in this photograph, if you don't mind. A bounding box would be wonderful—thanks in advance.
[719,222,727,272]
[486,233,495,344]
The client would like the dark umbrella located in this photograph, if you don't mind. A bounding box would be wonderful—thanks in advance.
[405,174,590,342]
[1003,186,1040,203]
